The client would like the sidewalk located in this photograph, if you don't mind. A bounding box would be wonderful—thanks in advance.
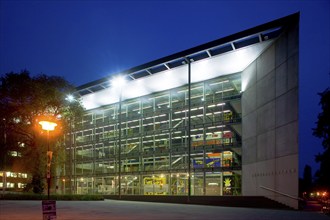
[0,199,329,220]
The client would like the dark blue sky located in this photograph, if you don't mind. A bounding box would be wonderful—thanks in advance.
[1,0,329,177]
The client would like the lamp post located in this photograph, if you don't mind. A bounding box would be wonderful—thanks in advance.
[187,58,192,203]
[66,95,74,195]
[39,120,57,200]
[111,75,126,199]
[183,58,192,203]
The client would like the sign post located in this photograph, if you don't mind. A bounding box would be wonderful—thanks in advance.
[42,200,56,220]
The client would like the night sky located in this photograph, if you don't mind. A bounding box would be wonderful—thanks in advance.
[1,0,329,178]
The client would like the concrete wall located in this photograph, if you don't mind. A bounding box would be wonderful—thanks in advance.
[241,21,299,209]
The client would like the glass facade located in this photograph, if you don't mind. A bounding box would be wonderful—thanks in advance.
[61,72,242,196]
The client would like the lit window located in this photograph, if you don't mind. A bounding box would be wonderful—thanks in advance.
[9,151,21,157]
[17,173,28,178]
[13,118,20,123]
[18,183,26,188]
[3,182,15,188]
[10,151,18,157]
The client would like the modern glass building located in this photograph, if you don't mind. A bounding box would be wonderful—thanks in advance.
[58,13,299,209]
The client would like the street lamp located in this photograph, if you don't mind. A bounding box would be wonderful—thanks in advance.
[66,94,75,195]
[111,75,127,199]
[39,120,57,200]
[183,58,192,202]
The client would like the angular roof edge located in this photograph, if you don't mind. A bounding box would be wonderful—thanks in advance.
[76,12,299,91]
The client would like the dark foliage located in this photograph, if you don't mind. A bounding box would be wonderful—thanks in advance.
[313,88,330,187]
[0,70,84,193]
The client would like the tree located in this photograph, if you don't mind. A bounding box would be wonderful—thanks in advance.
[0,70,84,193]
[313,87,330,188]
[300,165,312,195]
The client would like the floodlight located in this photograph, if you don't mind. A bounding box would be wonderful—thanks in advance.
[111,75,127,88]
[66,94,74,102]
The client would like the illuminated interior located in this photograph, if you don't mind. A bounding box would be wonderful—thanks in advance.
[63,73,243,195]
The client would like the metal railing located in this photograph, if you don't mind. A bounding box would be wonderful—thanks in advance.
[260,185,303,201]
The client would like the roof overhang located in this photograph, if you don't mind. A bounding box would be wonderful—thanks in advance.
[76,13,299,110]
